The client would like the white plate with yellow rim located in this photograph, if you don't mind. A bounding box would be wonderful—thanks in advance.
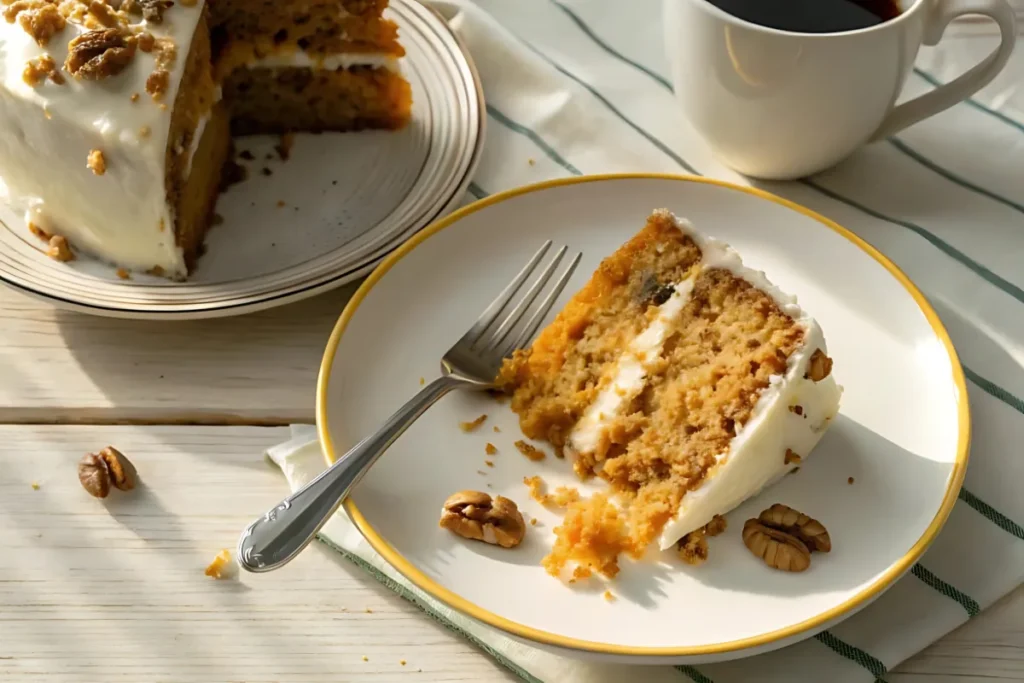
[316,175,969,664]
[0,0,483,320]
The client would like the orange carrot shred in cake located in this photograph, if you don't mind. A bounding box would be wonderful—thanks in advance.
[500,210,842,582]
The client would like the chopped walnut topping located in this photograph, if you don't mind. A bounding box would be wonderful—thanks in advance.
[439,491,526,549]
[5,2,67,47]
[806,349,833,382]
[676,529,709,565]
[459,414,487,432]
[152,37,176,68]
[204,549,235,579]
[742,519,810,572]
[758,503,831,553]
[86,148,106,175]
[136,31,154,52]
[46,235,73,261]
[65,28,137,80]
[121,0,172,23]
[145,68,168,99]
[22,53,64,86]
[87,0,120,26]
[784,449,801,465]
[514,440,546,461]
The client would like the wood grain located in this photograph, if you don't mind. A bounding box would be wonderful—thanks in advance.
[0,424,1018,682]
[0,285,357,424]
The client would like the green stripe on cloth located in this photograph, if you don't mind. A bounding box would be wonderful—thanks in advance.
[914,68,1024,135]
[508,31,700,175]
[676,665,715,683]
[315,536,546,683]
[814,631,889,682]
[964,364,1024,415]
[888,138,1024,215]
[803,179,1024,305]
[524,3,1024,306]
[487,105,583,176]
[960,488,1024,541]
[548,0,672,90]
[910,564,981,617]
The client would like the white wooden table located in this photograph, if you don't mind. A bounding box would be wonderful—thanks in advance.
[0,285,1021,682]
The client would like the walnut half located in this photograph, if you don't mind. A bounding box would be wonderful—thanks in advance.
[440,491,525,548]
[65,28,137,80]
[759,503,831,553]
[77,446,135,498]
[742,519,811,572]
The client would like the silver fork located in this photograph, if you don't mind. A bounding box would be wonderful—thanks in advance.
[237,242,582,573]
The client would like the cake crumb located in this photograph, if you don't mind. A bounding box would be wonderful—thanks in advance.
[476,470,487,476]
[789,405,804,416]
[399,660,407,666]
[485,460,494,467]
[459,414,487,432]
[848,477,855,484]
[784,449,801,465]
[261,167,273,176]
[204,549,235,579]
[115,268,130,280]
[31,482,40,490]
[676,529,709,566]
[704,514,728,537]
[523,475,579,508]
[514,440,546,461]
[276,132,295,161]
[603,590,615,601]
[485,443,497,455]
[276,200,286,208]
[361,655,368,662]
[28,222,50,240]
[530,518,537,526]
[419,377,425,385]
[212,213,224,226]
[528,158,536,166]
[86,149,106,175]
[493,425,500,433]
[139,126,151,138]
[46,235,73,262]
[130,92,139,102]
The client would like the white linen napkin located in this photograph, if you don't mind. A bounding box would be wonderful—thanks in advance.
[266,1,1024,680]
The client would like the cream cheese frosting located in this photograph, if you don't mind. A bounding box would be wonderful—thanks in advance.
[0,2,206,277]
[565,210,843,550]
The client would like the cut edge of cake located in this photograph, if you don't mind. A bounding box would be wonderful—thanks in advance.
[500,209,842,578]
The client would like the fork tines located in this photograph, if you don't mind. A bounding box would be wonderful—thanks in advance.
[468,241,582,359]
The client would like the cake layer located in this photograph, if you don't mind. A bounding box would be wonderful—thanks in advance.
[499,212,703,456]
[208,0,389,36]
[224,65,411,135]
[502,210,841,578]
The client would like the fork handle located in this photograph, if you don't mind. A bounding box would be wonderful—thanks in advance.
[238,375,465,573]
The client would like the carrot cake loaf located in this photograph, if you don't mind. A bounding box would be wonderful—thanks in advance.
[0,0,411,278]
[499,210,842,579]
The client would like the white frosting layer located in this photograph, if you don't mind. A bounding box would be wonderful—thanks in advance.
[564,210,842,550]
[249,52,400,72]
[0,4,207,277]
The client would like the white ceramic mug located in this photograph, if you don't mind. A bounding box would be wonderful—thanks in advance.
[663,0,1018,179]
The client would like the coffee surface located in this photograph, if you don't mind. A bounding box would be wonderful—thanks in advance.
[708,0,902,33]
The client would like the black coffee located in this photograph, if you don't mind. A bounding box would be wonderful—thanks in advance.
[708,0,901,33]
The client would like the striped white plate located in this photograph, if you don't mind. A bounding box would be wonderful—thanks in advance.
[0,0,483,319]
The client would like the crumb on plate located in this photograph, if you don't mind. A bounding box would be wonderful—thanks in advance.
[460,414,487,432]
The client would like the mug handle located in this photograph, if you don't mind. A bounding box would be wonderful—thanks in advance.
[870,0,1017,141]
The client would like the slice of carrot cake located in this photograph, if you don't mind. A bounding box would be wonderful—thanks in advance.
[499,209,842,579]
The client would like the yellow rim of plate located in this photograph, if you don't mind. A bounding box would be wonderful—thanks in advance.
[316,173,971,658]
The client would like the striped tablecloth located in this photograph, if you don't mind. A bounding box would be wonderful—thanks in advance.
[268,1,1024,681]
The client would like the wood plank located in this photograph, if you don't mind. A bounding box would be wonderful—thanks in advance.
[0,424,1018,682]
[0,286,358,424]
[0,425,517,682]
